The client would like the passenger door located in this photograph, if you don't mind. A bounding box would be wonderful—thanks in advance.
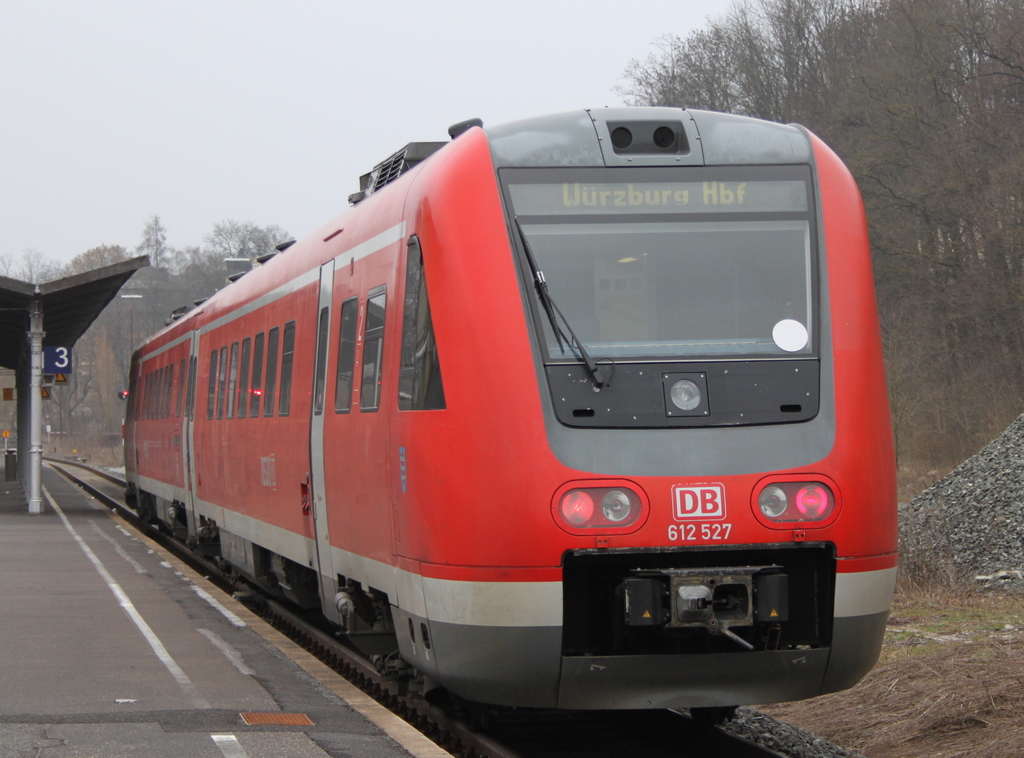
[182,332,200,536]
[310,261,341,623]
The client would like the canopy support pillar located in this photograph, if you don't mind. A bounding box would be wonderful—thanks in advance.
[27,300,43,514]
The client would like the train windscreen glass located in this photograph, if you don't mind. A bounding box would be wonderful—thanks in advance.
[504,166,816,360]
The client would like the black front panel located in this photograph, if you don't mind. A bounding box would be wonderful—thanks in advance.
[562,544,835,656]
[548,359,818,428]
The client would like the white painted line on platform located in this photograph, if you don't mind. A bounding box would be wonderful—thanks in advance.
[211,733,250,758]
[89,520,148,574]
[189,584,248,628]
[159,557,247,627]
[114,524,137,539]
[198,628,256,676]
[44,485,212,710]
[79,483,455,758]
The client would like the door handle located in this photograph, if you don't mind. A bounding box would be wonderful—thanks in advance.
[301,473,312,514]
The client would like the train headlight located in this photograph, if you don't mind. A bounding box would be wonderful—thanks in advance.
[669,379,701,411]
[553,481,648,534]
[752,477,839,527]
[758,486,788,518]
[601,490,632,522]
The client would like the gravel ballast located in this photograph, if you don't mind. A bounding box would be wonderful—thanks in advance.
[900,413,1024,582]
[722,708,865,758]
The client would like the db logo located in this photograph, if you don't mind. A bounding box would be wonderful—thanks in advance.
[672,484,727,521]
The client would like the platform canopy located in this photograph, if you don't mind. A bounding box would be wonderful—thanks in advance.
[0,256,150,370]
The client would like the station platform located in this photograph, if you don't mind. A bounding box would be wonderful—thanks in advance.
[0,466,451,758]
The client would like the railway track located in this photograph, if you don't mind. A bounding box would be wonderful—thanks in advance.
[47,458,793,758]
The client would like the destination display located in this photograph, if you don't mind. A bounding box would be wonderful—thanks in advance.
[509,179,808,215]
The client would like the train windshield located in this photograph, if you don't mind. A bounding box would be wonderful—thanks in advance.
[503,165,817,360]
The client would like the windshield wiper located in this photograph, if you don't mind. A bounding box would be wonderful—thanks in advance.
[514,217,608,388]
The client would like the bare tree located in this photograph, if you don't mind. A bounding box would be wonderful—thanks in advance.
[13,249,64,283]
[136,216,169,270]
[202,219,290,262]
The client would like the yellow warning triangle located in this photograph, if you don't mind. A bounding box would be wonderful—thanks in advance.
[642,610,651,618]
[770,609,779,617]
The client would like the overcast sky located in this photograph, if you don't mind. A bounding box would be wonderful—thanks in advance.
[1,1,734,264]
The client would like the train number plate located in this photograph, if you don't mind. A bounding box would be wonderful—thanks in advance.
[667,523,733,542]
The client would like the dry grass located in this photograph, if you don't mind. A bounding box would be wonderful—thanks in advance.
[896,461,949,503]
[760,590,1024,757]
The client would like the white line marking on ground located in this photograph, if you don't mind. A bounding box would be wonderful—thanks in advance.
[198,629,256,676]
[89,520,148,574]
[211,733,250,758]
[44,485,211,710]
[189,584,248,628]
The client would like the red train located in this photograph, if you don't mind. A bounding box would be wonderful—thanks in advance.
[124,107,897,711]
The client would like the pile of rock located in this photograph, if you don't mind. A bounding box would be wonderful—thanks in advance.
[723,708,864,758]
[900,414,1024,584]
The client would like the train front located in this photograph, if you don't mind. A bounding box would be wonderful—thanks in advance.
[401,108,897,710]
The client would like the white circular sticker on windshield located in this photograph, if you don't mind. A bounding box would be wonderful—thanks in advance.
[773,319,808,352]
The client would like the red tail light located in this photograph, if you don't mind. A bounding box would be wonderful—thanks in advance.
[560,491,595,526]
[553,480,649,535]
[795,484,830,518]
[752,476,839,528]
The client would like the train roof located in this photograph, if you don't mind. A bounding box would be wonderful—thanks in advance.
[485,107,812,169]
[133,107,813,357]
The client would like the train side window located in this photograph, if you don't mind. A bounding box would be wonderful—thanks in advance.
[164,363,174,419]
[399,237,445,411]
[154,368,161,419]
[360,286,386,412]
[237,337,251,419]
[216,346,228,419]
[176,359,186,417]
[207,350,218,420]
[263,327,280,417]
[250,332,265,417]
[167,364,175,418]
[154,367,161,419]
[151,371,159,420]
[226,342,240,418]
[160,368,167,418]
[334,298,358,413]
[313,308,330,415]
[186,354,197,421]
[278,321,296,416]
[144,372,152,420]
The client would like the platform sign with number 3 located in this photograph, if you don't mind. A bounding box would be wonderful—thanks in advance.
[43,346,72,374]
